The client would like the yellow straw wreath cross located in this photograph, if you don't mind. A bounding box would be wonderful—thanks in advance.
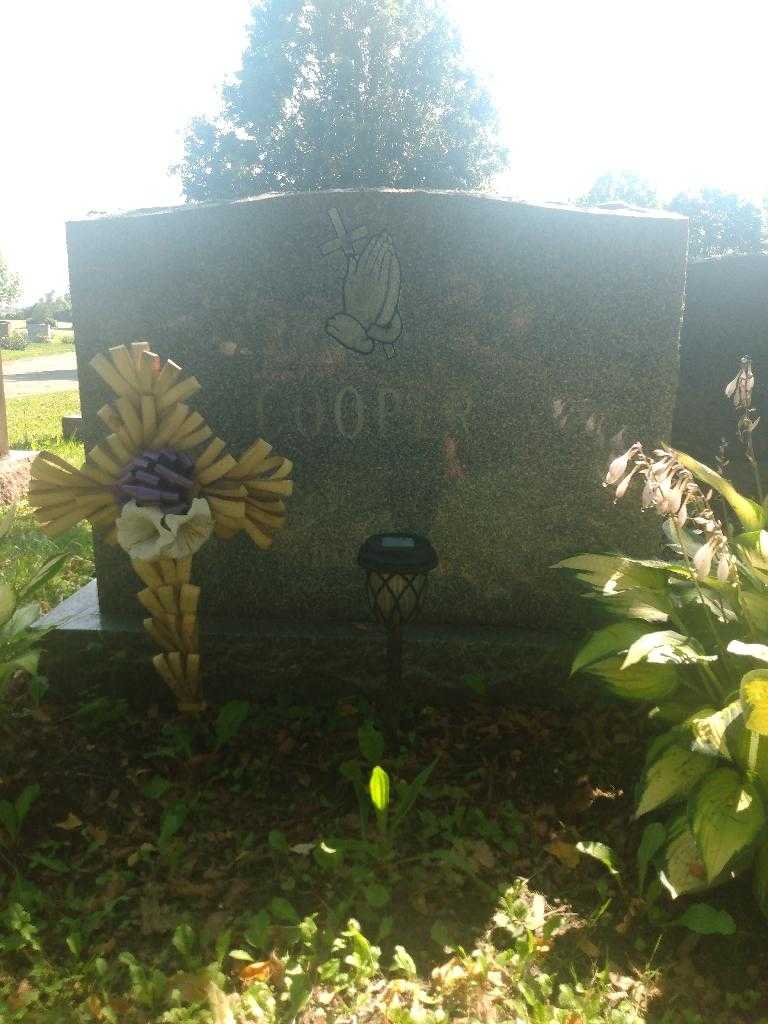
[28,341,294,713]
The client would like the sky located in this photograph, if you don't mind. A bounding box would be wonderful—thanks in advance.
[2,0,768,303]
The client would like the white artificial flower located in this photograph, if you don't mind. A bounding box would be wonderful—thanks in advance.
[116,501,174,561]
[163,498,214,559]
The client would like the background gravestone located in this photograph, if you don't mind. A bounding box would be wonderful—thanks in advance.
[673,254,768,492]
[66,190,687,633]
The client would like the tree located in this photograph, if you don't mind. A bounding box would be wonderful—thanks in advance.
[19,291,72,325]
[0,250,21,310]
[177,0,507,201]
[577,171,658,209]
[667,188,763,260]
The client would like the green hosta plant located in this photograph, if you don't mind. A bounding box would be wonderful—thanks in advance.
[0,506,66,702]
[559,356,768,919]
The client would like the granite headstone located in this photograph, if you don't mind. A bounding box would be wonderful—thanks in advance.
[66,190,687,632]
[673,254,768,491]
[27,322,52,342]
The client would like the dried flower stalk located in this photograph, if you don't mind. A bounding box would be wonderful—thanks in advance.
[726,355,763,501]
[604,445,734,582]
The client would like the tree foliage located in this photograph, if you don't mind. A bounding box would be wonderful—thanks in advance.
[667,188,763,260]
[18,291,72,325]
[0,250,21,309]
[578,171,658,209]
[579,174,765,260]
[177,0,507,201]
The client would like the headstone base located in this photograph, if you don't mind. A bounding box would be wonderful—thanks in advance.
[61,414,82,439]
[38,580,587,708]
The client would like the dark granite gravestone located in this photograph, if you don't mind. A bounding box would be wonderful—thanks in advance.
[64,190,687,634]
[672,254,768,492]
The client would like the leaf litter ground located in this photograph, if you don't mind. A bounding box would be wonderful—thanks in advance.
[2,647,768,1022]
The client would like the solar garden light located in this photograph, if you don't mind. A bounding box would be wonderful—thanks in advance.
[357,532,438,732]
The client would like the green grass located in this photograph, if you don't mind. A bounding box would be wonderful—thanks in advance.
[0,331,75,362]
[4,391,93,609]
[6,390,82,461]
[2,505,93,611]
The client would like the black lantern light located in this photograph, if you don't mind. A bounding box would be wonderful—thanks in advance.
[357,532,438,706]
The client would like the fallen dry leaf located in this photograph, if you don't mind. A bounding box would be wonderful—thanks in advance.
[576,934,601,958]
[55,812,83,831]
[431,957,468,991]
[169,879,216,899]
[545,839,581,869]
[466,839,496,871]
[8,979,37,1012]
[239,955,284,986]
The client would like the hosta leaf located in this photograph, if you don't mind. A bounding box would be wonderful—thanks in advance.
[753,838,768,919]
[736,530,768,571]
[0,584,16,628]
[554,554,631,589]
[740,670,768,736]
[671,448,765,530]
[555,554,672,592]
[622,630,714,669]
[737,590,768,634]
[0,651,41,686]
[570,621,650,677]
[689,767,766,882]
[637,822,666,890]
[728,639,768,663]
[0,603,40,640]
[575,840,619,877]
[636,745,712,818]
[588,656,679,701]
[588,589,670,623]
[724,711,768,790]
[659,816,708,898]
[674,903,736,936]
[652,702,713,726]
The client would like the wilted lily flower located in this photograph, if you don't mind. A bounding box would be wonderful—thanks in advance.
[725,355,755,410]
[693,538,716,580]
[603,441,734,583]
[603,443,641,487]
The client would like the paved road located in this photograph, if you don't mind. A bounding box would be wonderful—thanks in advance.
[2,352,79,398]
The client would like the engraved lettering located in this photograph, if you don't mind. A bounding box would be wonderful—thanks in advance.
[334,386,365,439]
[444,390,474,434]
[253,388,271,433]
[377,387,400,436]
[295,391,325,437]
[456,393,473,434]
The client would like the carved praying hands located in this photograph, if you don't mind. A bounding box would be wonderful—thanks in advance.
[325,230,403,356]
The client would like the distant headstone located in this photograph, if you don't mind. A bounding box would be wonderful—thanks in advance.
[27,322,51,342]
[0,321,10,339]
[672,254,768,490]
[61,413,82,439]
[66,191,687,632]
